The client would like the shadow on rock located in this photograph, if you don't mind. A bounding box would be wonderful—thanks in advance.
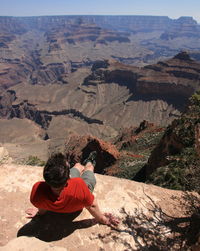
[17,210,97,242]
[91,191,200,251]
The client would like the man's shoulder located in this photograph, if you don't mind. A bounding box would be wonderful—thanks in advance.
[33,181,46,187]
[32,181,48,192]
[30,181,48,204]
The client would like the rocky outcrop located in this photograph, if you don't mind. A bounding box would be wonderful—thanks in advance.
[64,134,120,173]
[114,120,159,150]
[0,91,52,129]
[134,119,185,182]
[84,52,200,110]
[0,163,199,250]
[45,23,130,47]
[134,91,200,190]
[138,52,200,98]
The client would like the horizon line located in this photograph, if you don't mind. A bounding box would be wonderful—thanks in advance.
[0,14,194,19]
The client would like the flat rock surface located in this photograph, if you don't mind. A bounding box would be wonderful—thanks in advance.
[0,163,195,250]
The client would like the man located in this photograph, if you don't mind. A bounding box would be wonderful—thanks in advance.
[26,152,119,226]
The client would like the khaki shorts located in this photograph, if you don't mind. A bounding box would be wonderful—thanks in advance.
[70,167,96,192]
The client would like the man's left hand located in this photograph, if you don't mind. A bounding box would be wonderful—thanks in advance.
[25,208,38,218]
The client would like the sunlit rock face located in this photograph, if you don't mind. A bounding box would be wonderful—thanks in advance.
[64,134,120,173]
[0,162,199,250]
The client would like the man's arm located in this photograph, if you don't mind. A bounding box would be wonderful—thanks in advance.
[86,198,119,226]
[25,207,47,218]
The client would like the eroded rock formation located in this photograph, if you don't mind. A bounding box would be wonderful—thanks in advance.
[134,91,200,187]
[64,134,120,173]
[1,52,200,161]
[114,120,161,150]
[0,15,200,91]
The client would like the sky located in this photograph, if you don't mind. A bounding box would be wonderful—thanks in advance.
[1,0,200,23]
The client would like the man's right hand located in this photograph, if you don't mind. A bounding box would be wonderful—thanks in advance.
[100,213,120,227]
[86,198,120,227]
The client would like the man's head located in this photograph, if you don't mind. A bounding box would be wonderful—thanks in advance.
[43,153,70,188]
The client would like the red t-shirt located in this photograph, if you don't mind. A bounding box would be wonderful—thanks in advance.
[30,177,94,213]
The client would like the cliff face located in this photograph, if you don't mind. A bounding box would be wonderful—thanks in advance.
[1,52,200,161]
[0,15,200,88]
[137,52,200,102]
[1,15,198,34]
[2,52,200,130]
[0,162,199,250]
[134,90,200,193]
[160,17,200,40]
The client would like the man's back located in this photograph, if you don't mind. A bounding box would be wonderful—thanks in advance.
[30,177,94,213]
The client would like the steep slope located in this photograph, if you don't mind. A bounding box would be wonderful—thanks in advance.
[134,91,200,193]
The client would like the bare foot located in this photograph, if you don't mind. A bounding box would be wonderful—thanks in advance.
[84,162,94,172]
[73,163,85,174]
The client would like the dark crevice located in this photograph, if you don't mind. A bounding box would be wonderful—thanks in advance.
[41,109,103,125]
[6,102,103,129]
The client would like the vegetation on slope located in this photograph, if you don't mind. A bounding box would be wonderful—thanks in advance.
[147,91,200,193]
[111,128,165,179]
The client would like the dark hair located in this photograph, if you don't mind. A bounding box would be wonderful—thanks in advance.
[43,153,70,188]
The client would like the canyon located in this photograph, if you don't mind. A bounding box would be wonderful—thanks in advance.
[0,15,200,249]
[1,51,200,160]
[0,15,200,162]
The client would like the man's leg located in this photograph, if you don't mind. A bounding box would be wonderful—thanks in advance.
[70,163,84,178]
[81,162,96,192]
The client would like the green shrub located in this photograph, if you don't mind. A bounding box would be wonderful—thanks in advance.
[147,147,200,192]
[25,155,46,166]
[121,131,164,153]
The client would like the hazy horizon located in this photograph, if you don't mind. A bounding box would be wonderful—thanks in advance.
[1,0,200,23]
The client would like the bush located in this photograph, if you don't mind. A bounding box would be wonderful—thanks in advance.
[147,147,200,192]
[25,155,46,166]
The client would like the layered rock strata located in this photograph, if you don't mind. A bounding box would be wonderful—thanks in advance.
[1,53,200,161]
